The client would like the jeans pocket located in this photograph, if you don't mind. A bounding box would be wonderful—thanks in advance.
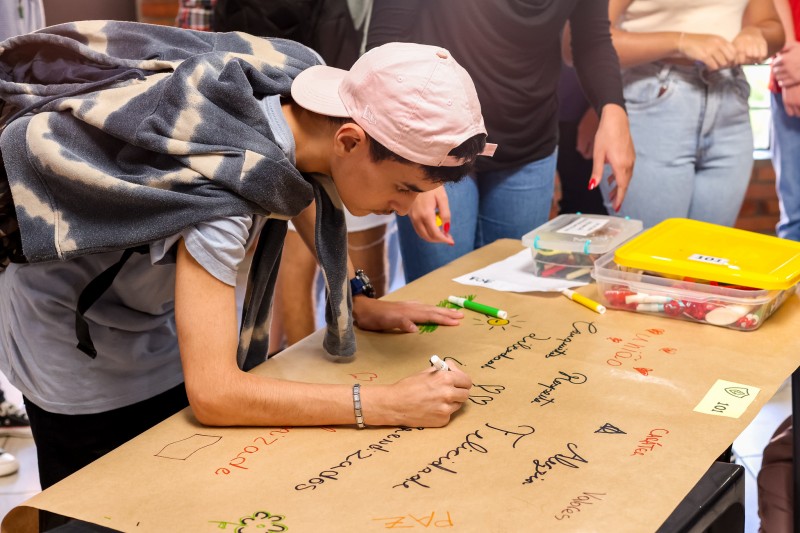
[622,68,675,110]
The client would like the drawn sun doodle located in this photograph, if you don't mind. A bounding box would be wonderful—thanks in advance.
[473,314,524,331]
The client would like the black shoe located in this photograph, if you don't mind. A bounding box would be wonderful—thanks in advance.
[0,400,31,437]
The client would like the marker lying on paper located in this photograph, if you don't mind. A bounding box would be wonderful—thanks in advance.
[447,295,508,319]
[430,355,450,371]
[561,289,606,314]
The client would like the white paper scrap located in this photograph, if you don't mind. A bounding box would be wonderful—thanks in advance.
[452,250,588,292]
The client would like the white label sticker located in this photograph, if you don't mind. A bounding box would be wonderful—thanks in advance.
[556,217,609,237]
[688,253,729,266]
[693,379,760,418]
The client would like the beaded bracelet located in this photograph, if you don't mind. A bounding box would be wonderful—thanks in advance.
[352,383,365,429]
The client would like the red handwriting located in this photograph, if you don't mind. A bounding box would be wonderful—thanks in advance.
[553,491,607,520]
[350,372,379,381]
[631,428,669,456]
[215,428,292,475]
[634,367,653,376]
[605,328,668,367]
[214,427,337,475]
[660,347,677,354]
[372,512,454,529]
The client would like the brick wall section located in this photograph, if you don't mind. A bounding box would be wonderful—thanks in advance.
[552,159,780,236]
[735,159,780,236]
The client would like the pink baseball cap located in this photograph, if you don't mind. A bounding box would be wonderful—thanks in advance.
[291,42,497,167]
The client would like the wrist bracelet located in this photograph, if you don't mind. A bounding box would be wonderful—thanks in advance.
[352,383,365,429]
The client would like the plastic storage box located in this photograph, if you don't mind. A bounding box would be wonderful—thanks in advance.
[521,214,643,282]
[592,218,800,330]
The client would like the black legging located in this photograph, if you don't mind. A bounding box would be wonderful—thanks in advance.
[24,383,189,531]
[25,382,189,490]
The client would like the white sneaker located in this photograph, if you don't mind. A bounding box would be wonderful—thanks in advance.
[0,448,19,476]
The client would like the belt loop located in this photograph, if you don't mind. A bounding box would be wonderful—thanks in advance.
[698,65,712,85]
[656,63,672,83]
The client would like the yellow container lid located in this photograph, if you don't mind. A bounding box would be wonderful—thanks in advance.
[613,218,800,290]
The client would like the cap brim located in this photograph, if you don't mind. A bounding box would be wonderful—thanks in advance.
[291,65,350,117]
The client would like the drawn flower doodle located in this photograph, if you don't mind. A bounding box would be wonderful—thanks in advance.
[235,511,287,532]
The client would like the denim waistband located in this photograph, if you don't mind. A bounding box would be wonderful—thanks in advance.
[623,61,745,86]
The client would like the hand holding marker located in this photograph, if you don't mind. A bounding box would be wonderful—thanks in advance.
[430,355,450,371]
[448,295,508,319]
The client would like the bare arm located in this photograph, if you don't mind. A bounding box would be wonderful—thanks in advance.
[608,0,740,71]
[608,0,687,68]
[174,239,472,427]
[738,0,785,61]
[771,0,800,115]
[773,0,797,42]
[290,201,464,331]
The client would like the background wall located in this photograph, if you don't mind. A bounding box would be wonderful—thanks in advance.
[42,0,136,25]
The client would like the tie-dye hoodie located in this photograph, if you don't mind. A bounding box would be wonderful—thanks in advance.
[0,20,355,369]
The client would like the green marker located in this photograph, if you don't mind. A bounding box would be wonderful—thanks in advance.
[448,295,508,319]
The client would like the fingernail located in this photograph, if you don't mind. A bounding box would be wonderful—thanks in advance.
[588,179,597,190]
[443,222,450,235]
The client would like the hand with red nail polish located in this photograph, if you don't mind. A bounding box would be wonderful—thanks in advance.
[406,187,455,245]
[588,104,634,212]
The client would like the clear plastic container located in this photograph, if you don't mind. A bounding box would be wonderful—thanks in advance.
[521,214,643,282]
[614,218,800,290]
[592,251,797,331]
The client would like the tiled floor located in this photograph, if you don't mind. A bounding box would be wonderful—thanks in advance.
[0,371,39,521]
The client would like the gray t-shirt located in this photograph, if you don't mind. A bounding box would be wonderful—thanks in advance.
[0,95,291,415]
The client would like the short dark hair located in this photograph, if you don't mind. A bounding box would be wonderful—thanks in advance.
[326,116,487,183]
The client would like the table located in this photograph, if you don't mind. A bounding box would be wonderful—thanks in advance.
[4,239,799,532]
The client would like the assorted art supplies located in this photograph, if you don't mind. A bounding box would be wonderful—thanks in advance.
[522,214,642,282]
[592,219,800,331]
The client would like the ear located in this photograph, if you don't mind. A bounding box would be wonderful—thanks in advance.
[332,123,367,157]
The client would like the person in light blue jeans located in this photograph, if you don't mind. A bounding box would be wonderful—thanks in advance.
[771,0,800,242]
[396,152,557,282]
[601,62,755,228]
[604,0,784,229]
[772,91,800,240]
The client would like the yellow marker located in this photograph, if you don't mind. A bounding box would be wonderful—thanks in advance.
[561,289,606,314]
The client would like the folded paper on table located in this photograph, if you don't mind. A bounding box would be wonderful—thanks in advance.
[452,249,587,292]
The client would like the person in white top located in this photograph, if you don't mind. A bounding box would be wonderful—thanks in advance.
[602,0,784,228]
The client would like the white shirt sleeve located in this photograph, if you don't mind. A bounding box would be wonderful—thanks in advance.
[149,215,255,286]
